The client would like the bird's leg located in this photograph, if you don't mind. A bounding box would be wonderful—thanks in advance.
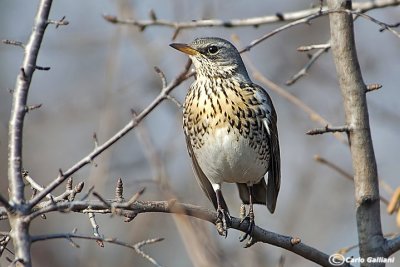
[239,203,246,221]
[215,188,229,237]
[239,185,255,243]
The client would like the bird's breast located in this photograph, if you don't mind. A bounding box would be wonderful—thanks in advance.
[183,78,271,185]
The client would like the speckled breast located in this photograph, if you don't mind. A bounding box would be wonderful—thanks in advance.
[183,78,271,185]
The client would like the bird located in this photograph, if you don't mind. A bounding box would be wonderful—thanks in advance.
[170,37,280,244]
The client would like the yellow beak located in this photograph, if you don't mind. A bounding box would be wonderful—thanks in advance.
[170,43,199,56]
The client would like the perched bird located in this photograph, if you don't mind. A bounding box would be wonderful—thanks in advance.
[170,37,280,243]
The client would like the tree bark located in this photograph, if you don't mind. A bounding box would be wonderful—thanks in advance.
[327,1,385,266]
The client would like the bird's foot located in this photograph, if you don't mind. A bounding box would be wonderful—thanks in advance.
[239,207,255,246]
[216,208,230,237]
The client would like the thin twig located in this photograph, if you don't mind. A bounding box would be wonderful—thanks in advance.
[88,212,104,247]
[2,39,25,48]
[31,232,164,266]
[133,238,165,267]
[47,16,69,28]
[297,43,331,51]
[366,83,382,92]
[306,125,350,135]
[286,43,330,85]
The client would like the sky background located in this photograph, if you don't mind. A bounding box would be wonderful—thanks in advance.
[0,1,399,266]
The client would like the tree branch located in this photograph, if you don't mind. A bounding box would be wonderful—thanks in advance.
[385,235,400,256]
[7,0,55,266]
[286,42,330,85]
[103,0,400,33]
[31,233,164,267]
[327,0,385,265]
[306,125,350,135]
[25,199,349,267]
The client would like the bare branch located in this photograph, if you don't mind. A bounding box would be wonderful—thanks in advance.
[134,238,165,267]
[92,192,111,208]
[24,199,349,267]
[31,232,164,266]
[2,39,25,49]
[306,125,350,135]
[286,43,330,85]
[297,43,331,51]
[47,16,69,28]
[25,103,42,113]
[7,1,55,264]
[126,187,146,206]
[327,0,385,262]
[34,65,50,71]
[366,83,382,92]
[88,212,104,247]
[386,235,400,256]
[103,0,400,33]
[28,60,193,209]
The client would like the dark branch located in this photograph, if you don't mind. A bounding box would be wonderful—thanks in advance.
[385,235,400,256]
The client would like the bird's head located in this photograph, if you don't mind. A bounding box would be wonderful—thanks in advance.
[170,37,250,81]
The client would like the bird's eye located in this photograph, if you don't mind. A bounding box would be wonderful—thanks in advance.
[207,45,219,54]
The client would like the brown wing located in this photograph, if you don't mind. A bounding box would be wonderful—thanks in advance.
[184,135,229,213]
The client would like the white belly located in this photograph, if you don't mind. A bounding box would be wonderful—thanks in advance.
[193,127,267,185]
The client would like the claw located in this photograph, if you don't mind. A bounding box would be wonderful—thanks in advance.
[239,200,255,244]
[216,208,230,237]
[239,214,255,242]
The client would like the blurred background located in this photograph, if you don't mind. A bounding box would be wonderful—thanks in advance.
[1,0,399,266]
